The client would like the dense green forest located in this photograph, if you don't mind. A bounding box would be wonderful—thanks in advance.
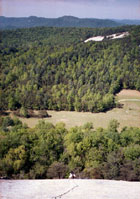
[0,117,140,180]
[0,25,140,113]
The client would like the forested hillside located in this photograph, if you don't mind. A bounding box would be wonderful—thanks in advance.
[0,25,140,113]
[115,19,140,25]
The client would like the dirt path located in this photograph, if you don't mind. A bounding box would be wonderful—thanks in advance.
[117,89,140,97]
[118,99,140,102]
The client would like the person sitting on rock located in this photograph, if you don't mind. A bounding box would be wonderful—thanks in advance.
[69,171,76,179]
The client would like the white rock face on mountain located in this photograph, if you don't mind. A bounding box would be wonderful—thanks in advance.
[106,32,129,39]
[84,36,104,42]
[84,32,129,42]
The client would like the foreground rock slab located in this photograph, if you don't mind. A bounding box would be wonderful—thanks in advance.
[0,179,140,199]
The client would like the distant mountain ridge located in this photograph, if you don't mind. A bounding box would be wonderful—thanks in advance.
[0,16,121,29]
[114,19,140,25]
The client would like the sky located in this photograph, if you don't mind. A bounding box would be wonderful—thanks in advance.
[1,0,140,20]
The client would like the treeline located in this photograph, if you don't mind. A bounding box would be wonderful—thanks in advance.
[0,25,140,112]
[0,117,140,181]
[0,16,121,30]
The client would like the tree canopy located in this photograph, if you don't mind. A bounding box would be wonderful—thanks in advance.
[0,117,140,180]
[0,25,140,113]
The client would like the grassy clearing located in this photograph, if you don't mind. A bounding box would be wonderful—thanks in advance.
[12,89,140,129]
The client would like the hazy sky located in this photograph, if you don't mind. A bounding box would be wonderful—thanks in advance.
[1,0,140,19]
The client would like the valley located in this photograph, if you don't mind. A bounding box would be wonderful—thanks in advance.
[0,25,140,181]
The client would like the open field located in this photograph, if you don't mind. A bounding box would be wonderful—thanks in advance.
[10,89,140,129]
[0,179,140,199]
[116,89,140,98]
